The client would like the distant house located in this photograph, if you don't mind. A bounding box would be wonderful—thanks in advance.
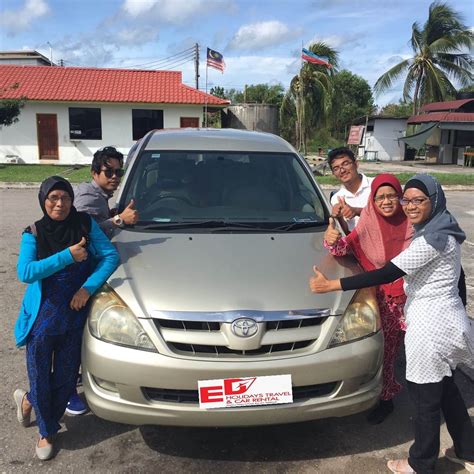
[0,50,52,66]
[349,116,408,161]
[404,99,474,165]
[0,65,229,164]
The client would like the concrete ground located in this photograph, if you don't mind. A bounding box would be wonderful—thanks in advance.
[0,187,472,473]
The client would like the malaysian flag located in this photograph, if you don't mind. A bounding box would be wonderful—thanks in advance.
[207,48,225,72]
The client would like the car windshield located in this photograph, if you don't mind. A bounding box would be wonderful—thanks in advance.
[122,150,327,229]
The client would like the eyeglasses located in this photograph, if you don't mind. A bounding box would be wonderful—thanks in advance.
[47,195,72,204]
[331,160,354,175]
[374,193,399,203]
[400,197,430,206]
[101,168,125,178]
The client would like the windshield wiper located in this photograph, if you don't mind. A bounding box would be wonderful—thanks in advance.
[273,221,326,232]
[134,220,278,231]
[134,220,325,232]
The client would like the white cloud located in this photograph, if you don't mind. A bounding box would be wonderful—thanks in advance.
[227,21,300,51]
[307,32,363,50]
[122,0,232,24]
[1,0,49,33]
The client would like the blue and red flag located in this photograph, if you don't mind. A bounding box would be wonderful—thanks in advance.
[301,48,332,68]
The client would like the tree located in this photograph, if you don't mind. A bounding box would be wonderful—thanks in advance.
[379,100,414,117]
[374,1,473,115]
[210,86,226,99]
[281,42,338,153]
[0,83,26,127]
[331,70,374,138]
[211,84,285,107]
[457,84,474,94]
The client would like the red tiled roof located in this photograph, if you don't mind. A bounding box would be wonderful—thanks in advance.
[0,65,230,105]
[407,112,474,124]
[420,99,474,113]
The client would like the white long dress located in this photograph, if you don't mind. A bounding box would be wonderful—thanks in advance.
[391,235,474,384]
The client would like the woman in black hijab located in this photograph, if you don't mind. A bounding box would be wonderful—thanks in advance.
[13,176,119,460]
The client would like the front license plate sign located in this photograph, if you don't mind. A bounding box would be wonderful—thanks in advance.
[198,374,293,409]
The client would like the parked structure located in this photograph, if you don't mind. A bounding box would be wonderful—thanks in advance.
[349,116,408,161]
[403,99,474,165]
[0,65,229,164]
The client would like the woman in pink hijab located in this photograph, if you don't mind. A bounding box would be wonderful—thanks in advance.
[324,173,413,424]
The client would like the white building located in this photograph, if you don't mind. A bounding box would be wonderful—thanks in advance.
[351,116,408,161]
[0,65,229,164]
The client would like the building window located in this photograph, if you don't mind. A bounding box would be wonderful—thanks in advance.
[132,109,163,140]
[69,107,102,140]
[366,124,374,132]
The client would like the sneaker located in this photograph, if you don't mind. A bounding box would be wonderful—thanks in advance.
[65,393,87,415]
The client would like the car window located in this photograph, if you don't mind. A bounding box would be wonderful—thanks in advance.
[122,151,327,226]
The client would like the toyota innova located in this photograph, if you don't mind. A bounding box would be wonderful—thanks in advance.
[82,128,383,426]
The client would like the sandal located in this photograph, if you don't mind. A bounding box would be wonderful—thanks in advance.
[445,448,474,473]
[13,388,31,427]
[387,459,416,473]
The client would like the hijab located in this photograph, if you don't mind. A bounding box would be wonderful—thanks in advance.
[34,176,91,259]
[404,174,465,251]
[346,173,413,298]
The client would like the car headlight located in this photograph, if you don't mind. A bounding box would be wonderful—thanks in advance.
[88,285,157,352]
[328,287,381,347]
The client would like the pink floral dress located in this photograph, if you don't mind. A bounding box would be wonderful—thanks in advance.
[325,237,406,401]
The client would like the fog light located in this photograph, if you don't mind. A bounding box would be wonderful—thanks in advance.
[93,376,118,393]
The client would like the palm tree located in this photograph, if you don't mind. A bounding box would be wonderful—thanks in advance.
[374,1,473,115]
[281,42,338,154]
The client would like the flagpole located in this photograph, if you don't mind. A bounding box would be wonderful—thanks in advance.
[205,62,209,127]
[299,40,304,153]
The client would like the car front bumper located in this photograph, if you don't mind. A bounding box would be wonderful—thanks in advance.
[82,325,383,427]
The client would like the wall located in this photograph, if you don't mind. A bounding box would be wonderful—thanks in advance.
[0,101,203,164]
[364,119,406,161]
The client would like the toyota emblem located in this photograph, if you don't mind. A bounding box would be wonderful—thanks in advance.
[231,318,258,338]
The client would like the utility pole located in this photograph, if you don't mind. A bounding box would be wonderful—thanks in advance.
[194,43,200,90]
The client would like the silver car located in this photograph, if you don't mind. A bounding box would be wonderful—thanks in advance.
[82,128,383,426]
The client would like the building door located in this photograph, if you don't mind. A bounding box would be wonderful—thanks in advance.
[37,114,59,160]
[180,117,200,128]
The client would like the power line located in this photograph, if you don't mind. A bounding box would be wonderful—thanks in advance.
[139,53,195,70]
[126,47,195,69]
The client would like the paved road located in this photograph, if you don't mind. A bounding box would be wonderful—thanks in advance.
[0,189,472,473]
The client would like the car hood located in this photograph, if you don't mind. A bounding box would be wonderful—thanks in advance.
[108,230,360,318]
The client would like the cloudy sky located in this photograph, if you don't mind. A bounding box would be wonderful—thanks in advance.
[1,0,472,106]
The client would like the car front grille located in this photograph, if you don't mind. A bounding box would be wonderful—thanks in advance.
[143,382,338,404]
[153,315,328,358]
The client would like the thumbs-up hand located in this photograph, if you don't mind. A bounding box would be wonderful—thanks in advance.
[338,196,357,219]
[69,236,88,262]
[119,199,139,225]
[324,217,341,246]
[309,265,340,293]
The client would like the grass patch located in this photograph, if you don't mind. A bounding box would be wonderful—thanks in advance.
[315,172,474,186]
[0,165,472,187]
[0,164,90,183]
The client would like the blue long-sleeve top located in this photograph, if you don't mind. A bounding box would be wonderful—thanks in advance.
[15,218,119,347]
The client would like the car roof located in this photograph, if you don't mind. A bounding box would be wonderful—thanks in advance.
[144,128,298,154]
